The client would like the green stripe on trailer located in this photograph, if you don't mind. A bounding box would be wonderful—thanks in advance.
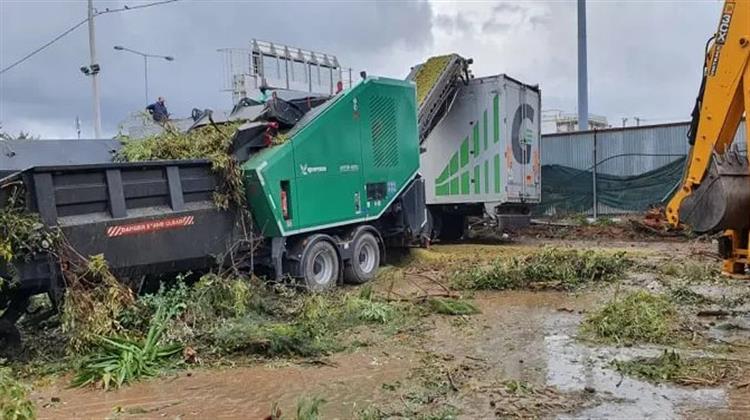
[493,94,499,143]
[484,160,489,194]
[450,177,460,195]
[494,154,501,193]
[436,165,450,184]
[460,137,469,168]
[450,152,459,176]
[472,123,480,158]
[460,172,470,194]
[473,165,480,194]
[483,110,488,151]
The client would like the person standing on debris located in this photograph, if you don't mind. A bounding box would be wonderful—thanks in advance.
[146,97,169,122]
[258,86,270,104]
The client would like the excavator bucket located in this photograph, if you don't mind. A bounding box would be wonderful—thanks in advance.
[679,151,750,234]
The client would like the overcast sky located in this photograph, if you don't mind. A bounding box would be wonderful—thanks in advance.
[0,0,723,138]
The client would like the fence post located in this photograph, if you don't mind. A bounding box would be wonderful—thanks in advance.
[592,129,598,219]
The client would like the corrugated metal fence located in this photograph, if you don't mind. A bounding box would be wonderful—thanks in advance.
[541,121,747,215]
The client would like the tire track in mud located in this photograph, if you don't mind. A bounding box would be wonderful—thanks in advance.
[34,349,417,419]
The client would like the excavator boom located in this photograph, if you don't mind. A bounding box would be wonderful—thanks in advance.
[666,0,750,274]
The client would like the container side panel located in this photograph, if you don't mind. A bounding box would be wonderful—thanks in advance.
[420,75,540,207]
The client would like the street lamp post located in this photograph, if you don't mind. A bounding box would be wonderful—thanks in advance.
[113,46,174,105]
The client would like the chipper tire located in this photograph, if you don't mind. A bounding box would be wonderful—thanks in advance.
[300,239,340,292]
[344,232,381,285]
[680,151,750,234]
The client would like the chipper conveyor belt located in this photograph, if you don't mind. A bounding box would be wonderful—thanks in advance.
[406,54,471,144]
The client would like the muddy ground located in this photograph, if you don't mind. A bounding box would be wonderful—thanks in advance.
[27,225,750,419]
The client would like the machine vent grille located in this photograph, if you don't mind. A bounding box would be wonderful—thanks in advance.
[369,95,399,168]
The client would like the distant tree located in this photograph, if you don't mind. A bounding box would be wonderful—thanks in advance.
[0,124,37,141]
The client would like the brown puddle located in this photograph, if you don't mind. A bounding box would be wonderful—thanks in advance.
[33,345,417,419]
[427,291,739,419]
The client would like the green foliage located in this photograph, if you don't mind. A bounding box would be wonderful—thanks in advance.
[121,276,406,359]
[119,274,256,355]
[0,368,35,420]
[116,122,245,209]
[570,214,590,226]
[453,247,630,291]
[211,287,406,357]
[187,273,252,324]
[427,298,480,316]
[358,407,384,420]
[61,254,135,352]
[581,291,676,345]
[678,261,721,283]
[345,294,397,324]
[661,260,721,283]
[72,301,183,390]
[0,184,59,264]
[668,286,713,305]
[267,397,326,420]
[503,379,534,395]
[613,350,743,386]
[0,126,37,141]
[295,396,326,420]
[213,317,332,357]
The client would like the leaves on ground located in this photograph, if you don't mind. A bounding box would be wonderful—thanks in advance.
[427,298,480,316]
[614,350,747,386]
[453,247,630,291]
[0,368,35,420]
[581,291,676,345]
[72,300,183,390]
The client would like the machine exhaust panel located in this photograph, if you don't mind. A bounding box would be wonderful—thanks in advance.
[680,152,750,234]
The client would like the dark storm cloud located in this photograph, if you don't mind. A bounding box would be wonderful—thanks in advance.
[0,0,433,137]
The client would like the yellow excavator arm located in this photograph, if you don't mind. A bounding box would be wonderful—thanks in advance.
[666,0,750,275]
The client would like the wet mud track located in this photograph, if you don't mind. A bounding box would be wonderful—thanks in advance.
[31,239,750,419]
[34,346,417,419]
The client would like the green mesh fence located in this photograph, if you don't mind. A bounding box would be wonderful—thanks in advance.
[536,157,686,216]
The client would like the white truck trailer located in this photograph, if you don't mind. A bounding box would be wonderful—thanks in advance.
[415,68,542,239]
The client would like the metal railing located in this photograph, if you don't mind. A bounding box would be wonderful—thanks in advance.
[218,40,354,104]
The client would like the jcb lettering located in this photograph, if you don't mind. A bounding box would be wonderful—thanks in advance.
[716,3,734,44]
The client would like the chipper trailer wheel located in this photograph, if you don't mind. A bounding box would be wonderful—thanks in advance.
[344,231,381,285]
[300,238,340,292]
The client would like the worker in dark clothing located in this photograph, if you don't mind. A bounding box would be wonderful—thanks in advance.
[146,97,169,122]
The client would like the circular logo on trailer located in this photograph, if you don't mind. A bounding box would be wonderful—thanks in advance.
[512,104,535,164]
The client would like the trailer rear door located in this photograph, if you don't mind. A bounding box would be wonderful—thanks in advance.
[503,80,541,203]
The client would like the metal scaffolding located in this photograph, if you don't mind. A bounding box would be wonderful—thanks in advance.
[218,39,353,104]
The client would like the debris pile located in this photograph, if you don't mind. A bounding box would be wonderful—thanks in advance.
[581,291,677,345]
[614,350,746,387]
[414,55,452,105]
[453,247,630,291]
[630,207,688,236]
[116,122,245,209]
